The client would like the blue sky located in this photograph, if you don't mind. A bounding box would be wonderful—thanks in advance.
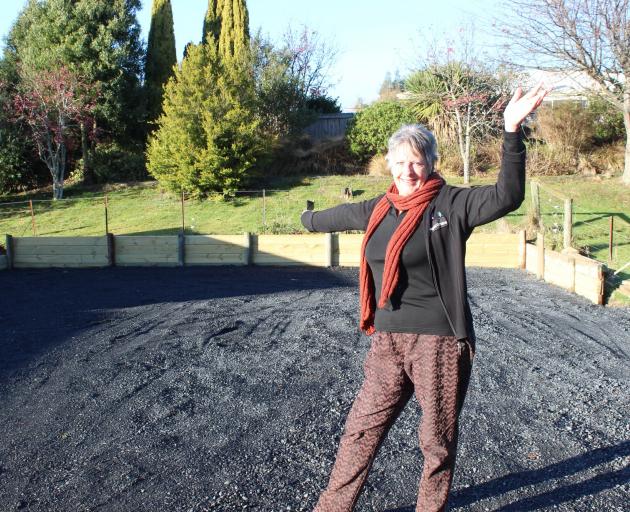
[0,0,498,111]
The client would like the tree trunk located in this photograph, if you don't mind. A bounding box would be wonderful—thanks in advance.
[454,108,466,178]
[51,143,66,200]
[623,92,630,185]
[463,131,471,185]
[463,104,472,184]
[53,179,64,200]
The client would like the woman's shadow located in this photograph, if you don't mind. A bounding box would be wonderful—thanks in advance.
[384,440,630,511]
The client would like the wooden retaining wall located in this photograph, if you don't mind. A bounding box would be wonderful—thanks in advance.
[0,232,607,306]
[525,239,604,305]
[2,232,525,269]
[9,236,109,268]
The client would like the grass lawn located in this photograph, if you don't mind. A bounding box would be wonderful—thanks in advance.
[1,173,628,302]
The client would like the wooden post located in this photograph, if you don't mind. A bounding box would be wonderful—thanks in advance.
[178,232,185,267]
[563,198,573,250]
[106,233,115,266]
[5,234,13,270]
[530,181,541,229]
[244,232,252,265]
[518,230,526,269]
[104,195,109,235]
[609,216,614,263]
[325,233,333,267]
[262,189,266,231]
[596,264,604,305]
[181,190,185,234]
[536,231,545,279]
[29,200,37,236]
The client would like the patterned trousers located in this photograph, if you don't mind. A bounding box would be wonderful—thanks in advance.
[314,332,474,512]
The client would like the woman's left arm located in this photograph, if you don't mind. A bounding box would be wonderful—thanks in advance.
[459,84,549,230]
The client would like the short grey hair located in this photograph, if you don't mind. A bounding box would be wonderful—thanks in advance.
[385,124,439,173]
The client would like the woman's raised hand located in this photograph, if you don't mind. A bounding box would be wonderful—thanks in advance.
[504,83,549,133]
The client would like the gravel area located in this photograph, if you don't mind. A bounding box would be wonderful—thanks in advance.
[0,266,628,511]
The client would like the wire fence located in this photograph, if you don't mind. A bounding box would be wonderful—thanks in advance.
[531,181,630,279]
[0,183,382,241]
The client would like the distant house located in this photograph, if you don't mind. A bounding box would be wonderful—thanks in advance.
[524,69,611,107]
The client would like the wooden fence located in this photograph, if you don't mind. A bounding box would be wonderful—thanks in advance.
[3,232,524,270]
[525,233,604,305]
[304,113,355,141]
[2,231,605,304]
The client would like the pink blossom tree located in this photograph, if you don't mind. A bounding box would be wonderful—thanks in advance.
[12,66,97,199]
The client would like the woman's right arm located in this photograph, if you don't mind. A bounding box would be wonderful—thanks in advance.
[301,195,384,233]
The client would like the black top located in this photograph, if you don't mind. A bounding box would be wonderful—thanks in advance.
[365,206,453,334]
[302,131,526,341]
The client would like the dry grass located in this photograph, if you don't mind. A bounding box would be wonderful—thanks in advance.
[534,104,595,152]
[367,154,390,177]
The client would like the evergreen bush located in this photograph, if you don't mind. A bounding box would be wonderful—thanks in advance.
[587,96,625,145]
[346,101,416,163]
[146,44,267,197]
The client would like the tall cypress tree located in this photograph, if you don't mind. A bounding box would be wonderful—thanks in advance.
[218,0,250,60]
[202,0,222,49]
[145,0,177,127]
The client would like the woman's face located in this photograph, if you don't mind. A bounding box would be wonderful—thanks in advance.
[388,143,431,197]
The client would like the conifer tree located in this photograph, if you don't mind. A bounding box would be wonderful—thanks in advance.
[147,43,266,196]
[145,0,177,127]
[218,0,250,60]
[202,0,222,49]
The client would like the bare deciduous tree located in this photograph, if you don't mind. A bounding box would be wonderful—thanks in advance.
[283,25,338,99]
[406,29,512,183]
[497,0,630,184]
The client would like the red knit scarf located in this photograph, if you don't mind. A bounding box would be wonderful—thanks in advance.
[359,173,445,334]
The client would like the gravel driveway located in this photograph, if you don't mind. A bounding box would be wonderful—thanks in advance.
[0,266,628,511]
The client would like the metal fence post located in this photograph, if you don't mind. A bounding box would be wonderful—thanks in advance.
[609,216,614,263]
[29,200,37,236]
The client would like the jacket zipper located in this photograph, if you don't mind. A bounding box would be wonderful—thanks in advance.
[425,205,458,337]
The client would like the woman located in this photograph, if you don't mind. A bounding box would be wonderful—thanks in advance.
[300,85,548,512]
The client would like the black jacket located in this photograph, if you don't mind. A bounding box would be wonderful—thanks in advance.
[301,132,526,342]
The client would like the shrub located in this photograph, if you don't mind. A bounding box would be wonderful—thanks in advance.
[473,136,503,173]
[0,127,48,193]
[306,94,341,114]
[367,154,390,176]
[586,96,625,145]
[346,101,416,163]
[435,142,463,175]
[525,141,578,176]
[534,103,595,152]
[76,142,147,184]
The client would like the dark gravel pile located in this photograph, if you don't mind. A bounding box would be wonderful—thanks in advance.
[0,266,628,511]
